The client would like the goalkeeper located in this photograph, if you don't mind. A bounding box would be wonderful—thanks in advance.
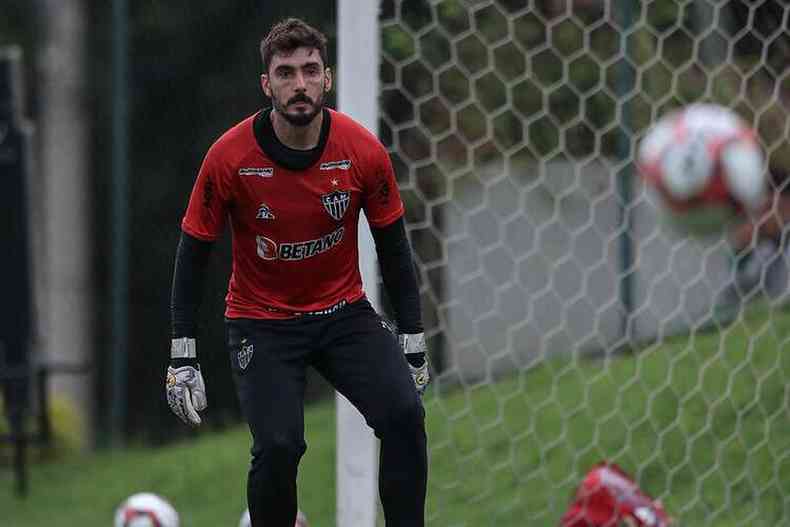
[165,17,429,527]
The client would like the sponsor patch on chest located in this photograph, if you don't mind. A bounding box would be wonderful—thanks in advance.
[319,159,352,171]
[255,226,345,261]
[239,167,274,178]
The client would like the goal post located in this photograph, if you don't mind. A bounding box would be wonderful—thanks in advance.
[336,3,380,527]
[339,0,790,525]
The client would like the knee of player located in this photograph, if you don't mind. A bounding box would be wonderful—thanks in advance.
[375,397,425,436]
[251,433,307,468]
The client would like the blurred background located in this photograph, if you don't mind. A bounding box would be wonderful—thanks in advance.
[1,0,337,449]
[1,1,789,526]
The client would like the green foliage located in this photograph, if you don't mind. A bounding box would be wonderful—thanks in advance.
[382,1,790,169]
[0,2,35,49]
[4,304,790,526]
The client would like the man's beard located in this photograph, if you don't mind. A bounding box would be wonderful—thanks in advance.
[273,91,324,127]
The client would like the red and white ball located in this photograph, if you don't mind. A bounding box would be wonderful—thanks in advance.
[637,103,765,235]
[113,493,180,527]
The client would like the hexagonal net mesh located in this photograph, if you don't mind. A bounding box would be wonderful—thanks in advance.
[376,0,790,525]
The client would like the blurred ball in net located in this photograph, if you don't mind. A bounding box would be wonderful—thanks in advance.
[637,103,765,236]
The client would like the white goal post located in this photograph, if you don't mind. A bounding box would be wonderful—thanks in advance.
[336,3,380,527]
[338,1,790,526]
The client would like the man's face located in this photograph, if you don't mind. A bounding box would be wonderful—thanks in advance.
[261,46,331,127]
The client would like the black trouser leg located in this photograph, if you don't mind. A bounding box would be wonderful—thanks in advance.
[227,319,311,527]
[377,404,428,526]
[313,302,428,526]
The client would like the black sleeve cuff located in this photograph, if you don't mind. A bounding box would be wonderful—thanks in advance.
[170,358,199,368]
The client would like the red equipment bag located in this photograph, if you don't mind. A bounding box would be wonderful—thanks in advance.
[560,462,672,527]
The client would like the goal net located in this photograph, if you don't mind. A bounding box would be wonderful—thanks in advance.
[373,0,790,525]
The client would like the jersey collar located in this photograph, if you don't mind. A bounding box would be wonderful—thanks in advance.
[253,107,332,171]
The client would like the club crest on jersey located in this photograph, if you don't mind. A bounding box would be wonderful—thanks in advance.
[256,203,275,220]
[238,338,253,370]
[239,167,274,178]
[320,160,352,171]
[321,190,350,221]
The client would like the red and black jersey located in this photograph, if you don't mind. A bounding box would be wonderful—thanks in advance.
[181,108,404,319]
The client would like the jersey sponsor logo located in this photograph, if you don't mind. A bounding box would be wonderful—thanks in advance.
[319,160,352,171]
[256,203,275,220]
[279,226,345,260]
[256,235,278,260]
[239,167,274,178]
[321,190,350,221]
[255,226,345,262]
[238,338,254,370]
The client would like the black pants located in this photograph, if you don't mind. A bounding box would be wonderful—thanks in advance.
[227,299,427,527]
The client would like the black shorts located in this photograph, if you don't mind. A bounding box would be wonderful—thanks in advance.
[226,297,423,441]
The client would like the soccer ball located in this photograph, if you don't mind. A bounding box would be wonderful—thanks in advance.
[637,103,765,235]
[239,507,309,527]
[113,493,180,527]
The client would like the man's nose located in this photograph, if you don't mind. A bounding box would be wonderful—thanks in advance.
[294,71,307,90]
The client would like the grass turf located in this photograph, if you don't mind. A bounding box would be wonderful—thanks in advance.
[3,305,790,526]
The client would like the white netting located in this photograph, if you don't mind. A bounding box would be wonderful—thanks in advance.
[378,1,790,525]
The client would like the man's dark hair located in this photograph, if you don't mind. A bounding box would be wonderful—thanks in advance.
[260,18,329,74]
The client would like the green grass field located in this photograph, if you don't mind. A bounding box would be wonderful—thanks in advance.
[3,305,790,526]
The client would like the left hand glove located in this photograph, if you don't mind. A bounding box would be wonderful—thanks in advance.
[399,332,430,395]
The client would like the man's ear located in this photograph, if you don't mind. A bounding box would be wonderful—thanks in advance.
[260,74,272,98]
[323,68,333,92]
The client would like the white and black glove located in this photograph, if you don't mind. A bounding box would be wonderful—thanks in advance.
[165,337,207,426]
[399,332,430,396]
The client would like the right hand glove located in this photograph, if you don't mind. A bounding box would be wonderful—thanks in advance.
[166,337,207,426]
[166,364,207,426]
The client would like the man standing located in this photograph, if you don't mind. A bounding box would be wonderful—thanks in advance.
[165,18,429,527]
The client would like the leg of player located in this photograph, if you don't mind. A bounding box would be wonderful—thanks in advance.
[227,318,312,527]
[312,300,428,527]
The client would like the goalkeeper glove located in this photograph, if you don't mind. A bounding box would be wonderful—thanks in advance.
[165,337,207,426]
[399,332,430,396]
